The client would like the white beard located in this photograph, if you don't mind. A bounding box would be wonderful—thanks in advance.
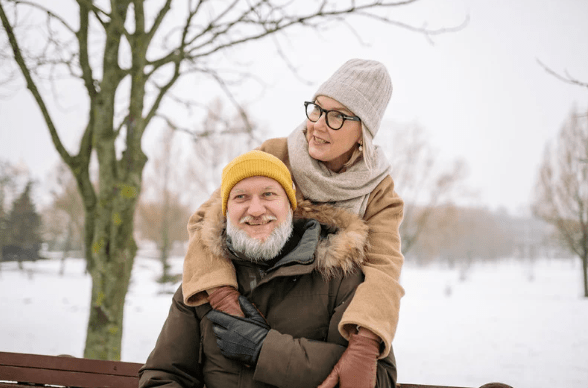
[226,210,294,262]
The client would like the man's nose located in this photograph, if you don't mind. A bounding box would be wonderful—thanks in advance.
[247,196,265,216]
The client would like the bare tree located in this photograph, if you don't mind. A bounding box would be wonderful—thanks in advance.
[135,193,191,282]
[0,0,461,359]
[533,107,588,297]
[40,161,85,274]
[378,121,468,255]
[184,98,263,207]
[135,127,191,284]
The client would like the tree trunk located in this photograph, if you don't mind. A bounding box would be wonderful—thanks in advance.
[83,174,143,360]
[84,236,136,360]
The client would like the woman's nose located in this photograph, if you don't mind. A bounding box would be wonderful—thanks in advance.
[313,113,329,131]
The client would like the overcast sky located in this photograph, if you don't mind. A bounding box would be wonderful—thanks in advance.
[1,0,587,214]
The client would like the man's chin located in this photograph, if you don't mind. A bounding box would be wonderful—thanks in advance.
[244,232,271,243]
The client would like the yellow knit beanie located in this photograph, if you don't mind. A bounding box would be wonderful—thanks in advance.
[221,150,297,215]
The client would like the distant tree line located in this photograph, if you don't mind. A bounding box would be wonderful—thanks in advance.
[402,205,558,267]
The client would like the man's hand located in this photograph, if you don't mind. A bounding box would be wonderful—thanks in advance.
[208,286,245,317]
[207,296,269,366]
[317,332,380,388]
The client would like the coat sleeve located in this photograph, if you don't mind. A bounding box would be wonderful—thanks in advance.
[181,188,239,306]
[138,287,205,388]
[338,176,406,359]
[253,274,397,388]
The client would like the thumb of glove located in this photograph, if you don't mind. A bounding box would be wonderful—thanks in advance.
[238,295,268,328]
[318,333,380,388]
[316,367,339,388]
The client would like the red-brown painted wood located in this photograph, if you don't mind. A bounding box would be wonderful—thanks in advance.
[0,351,141,388]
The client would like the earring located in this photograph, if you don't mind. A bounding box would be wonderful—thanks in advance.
[358,143,363,152]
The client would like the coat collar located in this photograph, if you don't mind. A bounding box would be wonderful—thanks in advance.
[198,194,369,280]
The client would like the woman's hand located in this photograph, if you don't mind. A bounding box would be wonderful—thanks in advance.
[317,329,381,388]
[207,286,245,317]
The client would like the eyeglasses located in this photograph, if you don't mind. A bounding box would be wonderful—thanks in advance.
[304,101,361,130]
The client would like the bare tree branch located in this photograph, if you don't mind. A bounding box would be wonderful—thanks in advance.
[0,1,72,164]
[76,1,97,97]
[210,69,257,139]
[157,112,254,140]
[10,0,76,33]
[143,60,181,133]
[537,59,588,89]
[271,34,314,86]
[144,0,173,47]
[75,0,109,28]
[184,0,462,60]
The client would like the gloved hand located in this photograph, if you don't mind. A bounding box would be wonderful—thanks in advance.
[317,332,380,388]
[208,286,245,317]
[207,296,269,366]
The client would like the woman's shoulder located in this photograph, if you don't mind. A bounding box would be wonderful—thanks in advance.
[257,137,289,163]
[366,174,404,217]
[258,137,287,151]
[372,174,396,197]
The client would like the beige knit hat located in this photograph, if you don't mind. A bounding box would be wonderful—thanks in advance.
[313,58,392,138]
[221,150,297,215]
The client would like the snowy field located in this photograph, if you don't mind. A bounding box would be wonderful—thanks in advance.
[1,254,587,388]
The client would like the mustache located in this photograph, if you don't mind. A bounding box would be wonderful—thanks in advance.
[239,214,277,224]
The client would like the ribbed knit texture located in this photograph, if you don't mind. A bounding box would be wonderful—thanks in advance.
[221,150,297,215]
[313,58,392,138]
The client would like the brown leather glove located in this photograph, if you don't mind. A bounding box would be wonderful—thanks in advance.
[317,333,380,388]
[207,286,245,317]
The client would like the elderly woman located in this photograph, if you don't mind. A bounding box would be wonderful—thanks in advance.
[182,58,404,388]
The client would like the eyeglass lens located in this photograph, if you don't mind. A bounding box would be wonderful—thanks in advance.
[305,103,345,130]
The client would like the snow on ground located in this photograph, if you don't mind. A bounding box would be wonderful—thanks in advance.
[0,255,586,388]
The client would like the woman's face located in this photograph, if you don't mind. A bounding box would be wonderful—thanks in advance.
[306,96,362,172]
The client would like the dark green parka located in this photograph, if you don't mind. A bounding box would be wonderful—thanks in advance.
[139,201,397,388]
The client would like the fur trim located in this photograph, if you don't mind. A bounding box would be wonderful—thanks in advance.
[198,196,369,279]
[197,193,229,260]
[293,201,368,279]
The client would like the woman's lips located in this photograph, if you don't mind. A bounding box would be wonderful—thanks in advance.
[312,136,329,144]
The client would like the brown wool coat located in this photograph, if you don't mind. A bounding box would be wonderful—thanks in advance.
[182,137,405,358]
[141,203,397,388]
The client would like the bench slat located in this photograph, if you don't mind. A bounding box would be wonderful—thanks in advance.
[0,352,141,377]
[0,351,141,388]
[0,365,138,388]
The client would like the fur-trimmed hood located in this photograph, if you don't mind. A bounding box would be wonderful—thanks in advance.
[192,193,369,279]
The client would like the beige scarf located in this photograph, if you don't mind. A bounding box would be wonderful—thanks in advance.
[287,124,391,217]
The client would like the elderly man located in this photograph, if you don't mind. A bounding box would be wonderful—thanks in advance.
[139,150,397,388]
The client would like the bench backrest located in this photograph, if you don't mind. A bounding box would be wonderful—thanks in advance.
[0,351,512,388]
[0,351,142,388]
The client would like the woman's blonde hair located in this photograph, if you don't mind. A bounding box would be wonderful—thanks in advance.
[343,123,374,172]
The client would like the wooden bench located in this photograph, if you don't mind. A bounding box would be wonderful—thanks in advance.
[0,352,141,388]
[0,351,512,388]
